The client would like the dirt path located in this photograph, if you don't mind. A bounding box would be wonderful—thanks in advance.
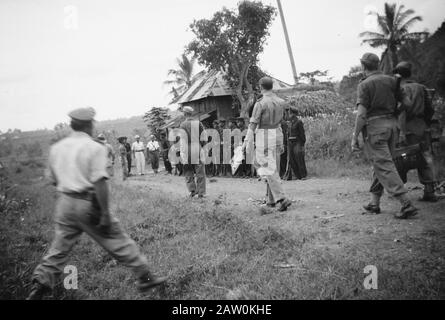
[124,173,445,252]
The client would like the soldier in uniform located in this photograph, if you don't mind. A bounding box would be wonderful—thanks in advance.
[352,53,418,219]
[118,136,129,180]
[243,77,293,212]
[180,107,207,198]
[27,108,166,300]
[395,61,439,202]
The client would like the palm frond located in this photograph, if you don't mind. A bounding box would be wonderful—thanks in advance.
[359,31,385,39]
[361,38,388,48]
[399,16,423,33]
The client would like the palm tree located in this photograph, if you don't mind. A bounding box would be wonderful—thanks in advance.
[360,3,428,72]
[164,54,203,100]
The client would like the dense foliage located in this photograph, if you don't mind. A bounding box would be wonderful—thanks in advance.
[143,107,171,138]
[187,0,276,118]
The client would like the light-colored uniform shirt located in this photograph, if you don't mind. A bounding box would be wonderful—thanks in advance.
[132,141,145,152]
[147,140,160,151]
[250,91,286,130]
[250,91,286,148]
[47,131,109,193]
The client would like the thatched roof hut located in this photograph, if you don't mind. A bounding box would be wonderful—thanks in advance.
[275,87,353,117]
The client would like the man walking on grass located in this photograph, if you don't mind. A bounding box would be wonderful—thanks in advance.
[27,107,166,300]
[243,77,293,212]
[352,53,418,219]
[394,61,440,202]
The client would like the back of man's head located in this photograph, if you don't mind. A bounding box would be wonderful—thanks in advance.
[360,53,380,72]
[259,77,274,91]
[393,61,412,78]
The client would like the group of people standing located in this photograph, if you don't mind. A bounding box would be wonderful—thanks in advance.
[102,134,171,180]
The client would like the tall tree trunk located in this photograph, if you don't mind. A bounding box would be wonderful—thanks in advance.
[390,44,399,72]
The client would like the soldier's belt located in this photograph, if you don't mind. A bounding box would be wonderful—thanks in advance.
[62,191,95,201]
[366,114,394,122]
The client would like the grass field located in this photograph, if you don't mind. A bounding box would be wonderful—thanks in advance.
[1,160,444,300]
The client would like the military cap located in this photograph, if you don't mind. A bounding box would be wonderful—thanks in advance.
[182,106,194,114]
[360,53,380,66]
[135,135,140,139]
[393,61,412,77]
[259,77,274,90]
[68,107,96,122]
[97,133,106,141]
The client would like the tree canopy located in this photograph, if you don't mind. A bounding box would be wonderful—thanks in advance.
[164,54,204,100]
[187,0,276,118]
[360,2,428,72]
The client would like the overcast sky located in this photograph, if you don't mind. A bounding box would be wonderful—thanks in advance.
[0,0,444,132]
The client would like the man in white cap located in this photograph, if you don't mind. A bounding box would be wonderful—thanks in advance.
[97,133,115,177]
[131,135,146,175]
[27,107,166,299]
[179,106,207,198]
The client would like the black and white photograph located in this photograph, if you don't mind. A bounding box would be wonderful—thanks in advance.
[0,0,444,306]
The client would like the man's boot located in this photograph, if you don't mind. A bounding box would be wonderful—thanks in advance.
[363,194,381,214]
[26,281,51,300]
[277,198,292,212]
[420,184,439,202]
[137,272,167,292]
[395,194,418,219]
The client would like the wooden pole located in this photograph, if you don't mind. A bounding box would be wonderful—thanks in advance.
[276,0,298,85]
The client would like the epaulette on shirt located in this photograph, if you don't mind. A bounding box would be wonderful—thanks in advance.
[359,76,368,83]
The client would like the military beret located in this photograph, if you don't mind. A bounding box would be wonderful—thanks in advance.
[360,53,380,65]
[68,107,96,122]
[182,106,194,114]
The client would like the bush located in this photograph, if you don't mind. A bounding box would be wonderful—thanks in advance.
[304,109,356,161]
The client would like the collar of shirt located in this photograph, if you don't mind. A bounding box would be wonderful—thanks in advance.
[365,70,383,78]
[70,131,92,139]
[262,91,274,97]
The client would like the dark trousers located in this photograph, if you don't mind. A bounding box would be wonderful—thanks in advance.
[184,163,206,196]
[289,141,307,179]
[163,152,172,174]
[127,154,132,173]
[365,118,407,197]
[148,150,160,172]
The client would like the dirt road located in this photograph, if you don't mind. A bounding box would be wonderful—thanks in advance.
[126,173,445,253]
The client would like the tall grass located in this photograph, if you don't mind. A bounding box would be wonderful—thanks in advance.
[1,168,443,300]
